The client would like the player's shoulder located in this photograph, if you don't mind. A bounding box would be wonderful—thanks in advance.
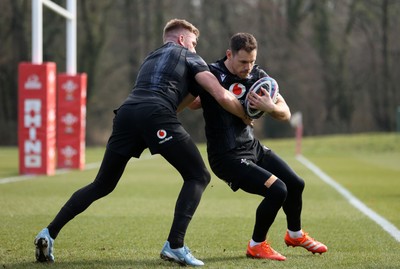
[208,60,229,83]
[186,50,206,63]
[185,52,208,73]
[251,64,268,78]
[209,59,225,73]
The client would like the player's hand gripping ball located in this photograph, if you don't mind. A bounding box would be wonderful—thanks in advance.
[244,77,279,119]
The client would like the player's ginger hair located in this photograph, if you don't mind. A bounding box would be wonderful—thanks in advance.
[163,19,200,42]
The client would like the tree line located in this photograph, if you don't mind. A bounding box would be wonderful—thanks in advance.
[1,0,399,145]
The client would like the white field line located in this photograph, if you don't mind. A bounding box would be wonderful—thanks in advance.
[0,153,155,185]
[297,154,400,242]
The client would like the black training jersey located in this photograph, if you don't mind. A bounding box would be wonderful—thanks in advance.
[200,56,268,156]
[123,42,209,112]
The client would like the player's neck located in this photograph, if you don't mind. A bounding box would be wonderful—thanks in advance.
[223,59,236,76]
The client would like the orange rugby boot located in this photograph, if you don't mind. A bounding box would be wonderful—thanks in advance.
[284,230,327,254]
[246,241,286,261]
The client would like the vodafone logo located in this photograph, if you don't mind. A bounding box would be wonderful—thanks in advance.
[157,129,167,139]
[157,129,173,144]
[229,83,246,99]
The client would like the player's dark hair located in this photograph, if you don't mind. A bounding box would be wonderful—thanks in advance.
[229,33,257,54]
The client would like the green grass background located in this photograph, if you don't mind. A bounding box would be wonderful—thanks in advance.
[0,133,399,268]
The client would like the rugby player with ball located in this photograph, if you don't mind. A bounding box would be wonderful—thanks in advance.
[193,33,328,261]
[33,20,252,267]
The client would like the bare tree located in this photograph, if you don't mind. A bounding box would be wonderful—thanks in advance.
[0,0,30,144]
[1,0,400,145]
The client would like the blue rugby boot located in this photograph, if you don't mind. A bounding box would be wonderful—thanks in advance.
[34,228,55,262]
[160,241,204,266]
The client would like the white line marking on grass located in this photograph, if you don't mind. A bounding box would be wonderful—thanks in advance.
[0,174,37,184]
[297,154,400,242]
[0,153,155,185]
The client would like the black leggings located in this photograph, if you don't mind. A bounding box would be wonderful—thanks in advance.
[48,138,210,249]
[159,138,210,248]
[258,150,305,232]
[48,149,130,239]
[238,150,305,243]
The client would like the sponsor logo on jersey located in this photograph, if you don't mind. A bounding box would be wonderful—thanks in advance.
[157,129,173,144]
[157,129,167,139]
[229,83,246,99]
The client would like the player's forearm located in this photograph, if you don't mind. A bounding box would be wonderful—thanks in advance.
[195,71,247,120]
[187,96,202,110]
[268,107,291,121]
[217,91,248,119]
[177,94,196,113]
[268,98,291,121]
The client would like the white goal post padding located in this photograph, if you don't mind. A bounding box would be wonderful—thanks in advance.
[32,0,77,74]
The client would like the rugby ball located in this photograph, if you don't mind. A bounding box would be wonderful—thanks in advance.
[244,77,279,119]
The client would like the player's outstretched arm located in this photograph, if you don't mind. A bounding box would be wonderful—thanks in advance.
[195,71,251,124]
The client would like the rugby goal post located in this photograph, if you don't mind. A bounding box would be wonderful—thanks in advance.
[18,0,87,175]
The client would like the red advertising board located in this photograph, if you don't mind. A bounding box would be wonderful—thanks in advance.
[57,73,87,169]
[18,62,57,175]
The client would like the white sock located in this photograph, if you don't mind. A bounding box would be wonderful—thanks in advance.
[288,229,303,239]
[249,239,262,247]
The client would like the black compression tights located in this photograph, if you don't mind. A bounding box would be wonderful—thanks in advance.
[159,138,211,248]
[47,149,130,239]
[238,150,305,242]
[47,139,210,249]
[239,178,288,243]
[258,150,305,232]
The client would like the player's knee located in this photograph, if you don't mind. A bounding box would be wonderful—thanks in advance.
[201,168,211,186]
[197,167,211,188]
[92,178,117,197]
[298,177,305,192]
[186,167,211,187]
[292,177,305,193]
[269,179,287,203]
[284,174,305,194]
[99,185,116,198]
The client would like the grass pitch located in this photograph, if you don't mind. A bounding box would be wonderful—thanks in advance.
[0,133,399,268]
